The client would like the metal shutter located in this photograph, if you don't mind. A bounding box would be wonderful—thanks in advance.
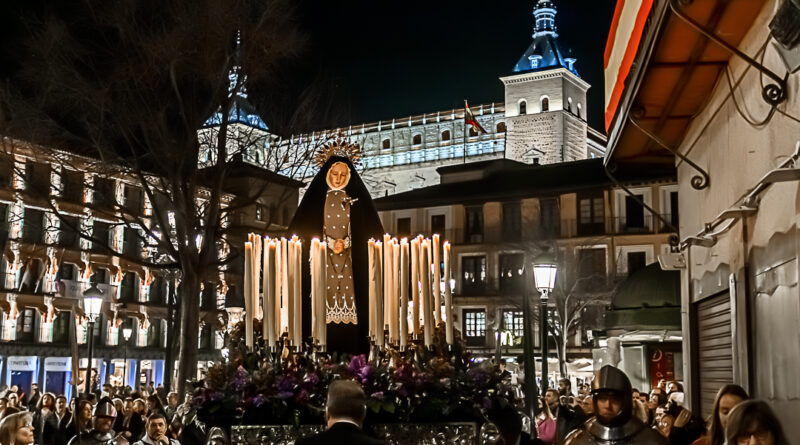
[696,293,734,418]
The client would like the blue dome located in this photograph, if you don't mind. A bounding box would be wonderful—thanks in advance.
[203,95,269,131]
[512,0,579,76]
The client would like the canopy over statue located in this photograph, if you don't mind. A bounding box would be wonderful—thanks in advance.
[288,140,384,354]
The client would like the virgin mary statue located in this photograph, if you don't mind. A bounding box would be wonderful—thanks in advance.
[288,139,383,355]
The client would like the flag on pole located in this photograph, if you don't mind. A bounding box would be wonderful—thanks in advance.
[464,100,487,134]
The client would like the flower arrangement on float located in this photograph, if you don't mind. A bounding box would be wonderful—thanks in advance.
[191,322,518,427]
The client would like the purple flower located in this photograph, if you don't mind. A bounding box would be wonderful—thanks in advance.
[304,373,320,386]
[209,391,223,402]
[348,355,368,375]
[295,389,309,403]
[233,366,250,391]
[371,391,385,400]
[251,394,266,407]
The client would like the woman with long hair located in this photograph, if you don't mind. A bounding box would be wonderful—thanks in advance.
[145,394,166,417]
[725,400,788,445]
[0,411,34,445]
[64,400,92,444]
[691,384,749,445]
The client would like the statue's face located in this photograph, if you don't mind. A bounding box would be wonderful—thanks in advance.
[326,162,350,190]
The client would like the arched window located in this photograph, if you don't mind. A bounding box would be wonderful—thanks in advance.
[567,97,573,112]
[413,134,422,145]
[541,97,549,112]
[204,150,212,162]
[469,127,478,137]
[441,130,451,141]
[382,138,391,149]
[519,100,527,115]
[496,122,507,133]
[254,151,262,163]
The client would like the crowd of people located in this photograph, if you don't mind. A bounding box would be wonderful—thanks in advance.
[519,368,788,445]
[0,382,195,445]
[0,366,790,445]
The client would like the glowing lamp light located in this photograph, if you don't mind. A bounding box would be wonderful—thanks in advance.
[82,284,104,322]
[533,254,557,295]
[122,327,133,342]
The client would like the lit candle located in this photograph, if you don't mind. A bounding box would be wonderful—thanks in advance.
[382,234,390,332]
[254,234,263,321]
[243,241,254,349]
[432,234,441,325]
[286,238,295,345]
[264,239,276,347]
[444,241,453,345]
[293,238,302,348]
[310,238,320,342]
[280,237,288,335]
[400,239,409,350]
[390,240,400,344]
[318,241,327,348]
[368,239,376,340]
[375,241,384,348]
[420,241,433,347]
[410,236,420,337]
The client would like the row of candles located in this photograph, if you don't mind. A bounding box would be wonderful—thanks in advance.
[241,232,455,351]
[369,234,454,349]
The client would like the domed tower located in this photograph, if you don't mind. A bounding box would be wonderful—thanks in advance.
[500,0,591,164]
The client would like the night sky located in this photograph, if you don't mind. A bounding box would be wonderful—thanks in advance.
[294,0,617,132]
[0,0,617,134]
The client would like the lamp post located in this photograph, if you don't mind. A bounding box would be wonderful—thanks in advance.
[122,327,133,387]
[82,283,104,396]
[533,254,558,395]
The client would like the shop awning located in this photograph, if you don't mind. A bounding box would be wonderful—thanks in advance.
[604,0,769,172]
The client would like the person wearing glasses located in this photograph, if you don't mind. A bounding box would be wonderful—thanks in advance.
[0,411,35,445]
[725,401,788,445]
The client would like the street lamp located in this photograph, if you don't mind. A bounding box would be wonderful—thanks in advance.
[82,283,104,396]
[122,327,133,387]
[533,254,557,394]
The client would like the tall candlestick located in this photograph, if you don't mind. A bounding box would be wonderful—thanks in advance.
[368,239,376,340]
[310,238,320,342]
[286,238,295,345]
[254,235,263,321]
[382,234,390,332]
[420,241,433,348]
[243,242,254,349]
[264,240,277,347]
[375,241,384,348]
[432,234,441,325]
[410,237,420,337]
[293,239,302,348]
[318,242,327,348]
[444,241,453,345]
[280,237,288,335]
[390,240,400,344]
[400,240,409,350]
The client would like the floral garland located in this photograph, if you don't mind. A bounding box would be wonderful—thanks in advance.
[192,322,519,426]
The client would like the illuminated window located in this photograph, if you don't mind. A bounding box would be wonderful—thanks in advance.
[502,310,525,344]
[463,309,486,346]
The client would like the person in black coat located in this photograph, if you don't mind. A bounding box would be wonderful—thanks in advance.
[294,380,387,445]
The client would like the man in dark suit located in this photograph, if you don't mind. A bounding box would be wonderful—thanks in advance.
[294,380,387,445]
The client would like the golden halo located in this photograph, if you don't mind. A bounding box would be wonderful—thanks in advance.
[313,137,362,168]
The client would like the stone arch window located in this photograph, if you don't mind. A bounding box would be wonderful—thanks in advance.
[577,103,583,119]
[254,150,262,163]
[412,134,422,145]
[382,138,391,149]
[469,126,478,137]
[204,150,212,163]
[441,130,451,141]
[540,96,550,112]
[519,100,527,115]
[496,122,507,133]
[567,97,573,112]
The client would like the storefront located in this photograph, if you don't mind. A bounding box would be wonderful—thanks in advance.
[138,359,164,388]
[43,357,72,398]
[6,356,38,392]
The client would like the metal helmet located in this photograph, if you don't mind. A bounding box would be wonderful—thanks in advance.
[591,365,633,426]
[93,397,118,418]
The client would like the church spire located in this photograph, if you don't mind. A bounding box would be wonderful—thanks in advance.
[533,0,557,38]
